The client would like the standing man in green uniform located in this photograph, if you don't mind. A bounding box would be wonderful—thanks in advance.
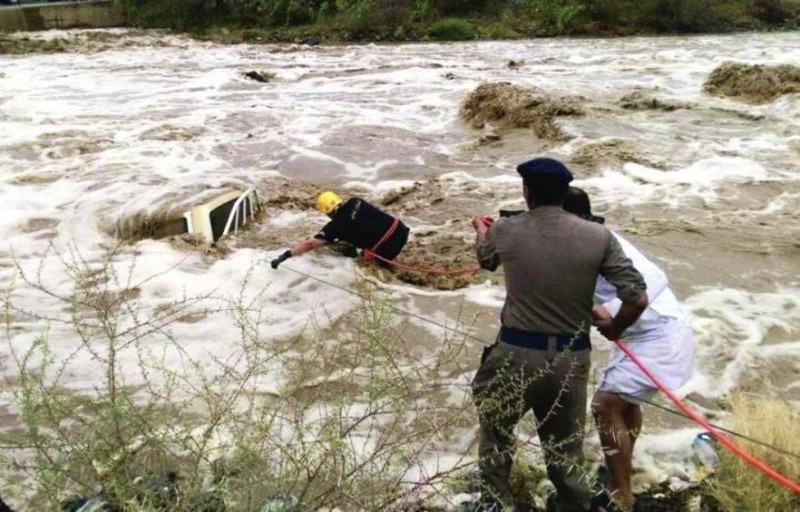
[270,191,410,269]
[470,157,649,512]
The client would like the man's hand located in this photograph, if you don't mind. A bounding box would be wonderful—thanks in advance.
[472,215,492,232]
[593,304,619,340]
[271,250,292,269]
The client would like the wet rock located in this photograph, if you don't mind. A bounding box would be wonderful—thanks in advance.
[703,62,800,104]
[507,59,525,69]
[618,90,692,112]
[443,72,457,80]
[460,82,584,141]
[243,71,277,83]
[571,139,658,169]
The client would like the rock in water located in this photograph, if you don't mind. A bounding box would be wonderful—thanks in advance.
[460,82,584,141]
[243,71,276,83]
[703,62,800,104]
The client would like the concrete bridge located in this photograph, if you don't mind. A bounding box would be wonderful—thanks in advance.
[0,1,126,32]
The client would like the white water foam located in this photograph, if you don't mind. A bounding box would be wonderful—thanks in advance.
[2,31,800,504]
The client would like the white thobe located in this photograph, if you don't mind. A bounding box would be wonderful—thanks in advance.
[595,233,695,399]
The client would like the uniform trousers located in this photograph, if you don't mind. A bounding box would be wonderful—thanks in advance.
[472,340,593,512]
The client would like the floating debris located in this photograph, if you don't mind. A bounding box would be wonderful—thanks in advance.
[460,82,584,141]
[704,62,800,104]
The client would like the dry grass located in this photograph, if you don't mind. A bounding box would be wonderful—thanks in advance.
[708,393,800,512]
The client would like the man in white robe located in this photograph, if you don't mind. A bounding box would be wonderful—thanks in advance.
[563,187,695,511]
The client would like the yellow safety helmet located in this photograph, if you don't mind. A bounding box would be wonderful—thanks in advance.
[316,191,343,216]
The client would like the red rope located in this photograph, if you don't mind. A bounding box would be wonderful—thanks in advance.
[613,339,800,494]
[363,250,482,276]
[362,216,483,276]
[369,217,400,255]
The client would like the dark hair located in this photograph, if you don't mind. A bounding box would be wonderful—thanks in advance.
[563,186,605,224]
[524,175,569,206]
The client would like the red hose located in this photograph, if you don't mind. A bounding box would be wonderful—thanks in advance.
[613,339,800,494]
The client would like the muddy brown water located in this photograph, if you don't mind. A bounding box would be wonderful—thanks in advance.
[1,30,799,508]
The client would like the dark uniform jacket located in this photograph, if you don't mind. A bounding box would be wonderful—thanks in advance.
[315,197,409,260]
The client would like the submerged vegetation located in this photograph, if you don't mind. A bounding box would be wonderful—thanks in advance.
[117,0,800,42]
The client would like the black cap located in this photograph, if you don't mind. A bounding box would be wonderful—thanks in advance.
[516,157,574,184]
[564,186,605,224]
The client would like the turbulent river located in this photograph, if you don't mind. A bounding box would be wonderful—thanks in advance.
[0,29,799,509]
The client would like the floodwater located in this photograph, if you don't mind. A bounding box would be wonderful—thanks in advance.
[0,28,798,509]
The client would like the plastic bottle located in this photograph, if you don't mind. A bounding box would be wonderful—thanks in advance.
[692,432,720,469]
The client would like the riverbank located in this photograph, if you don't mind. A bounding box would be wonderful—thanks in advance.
[122,0,798,43]
[1,0,794,45]
[3,21,799,56]
[187,14,799,46]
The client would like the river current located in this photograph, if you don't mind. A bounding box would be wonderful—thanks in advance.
[0,28,798,509]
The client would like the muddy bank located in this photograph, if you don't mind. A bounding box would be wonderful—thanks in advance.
[703,62,800,104]
[460,82,584,141]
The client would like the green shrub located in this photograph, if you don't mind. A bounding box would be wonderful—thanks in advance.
[521,0,587,35]
[479,20,522,39]
[121,0,208,29]
[428,18,475,40]
[750,0,796,23]
[0,247,482,510]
